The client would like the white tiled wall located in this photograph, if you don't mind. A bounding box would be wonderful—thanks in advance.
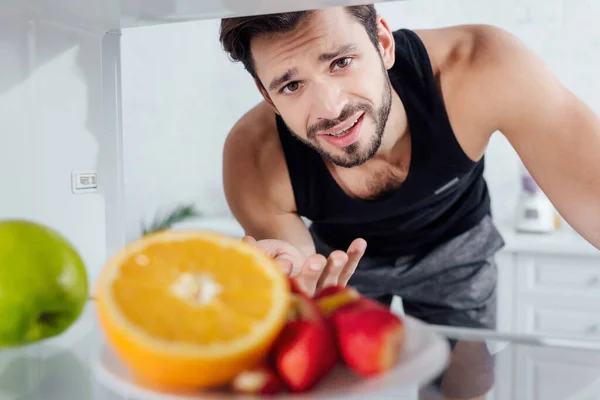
[121,0,600,241]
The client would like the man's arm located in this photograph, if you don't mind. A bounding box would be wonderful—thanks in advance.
[470,25,600,249]
[222,102,366,292]
[222,103,316,257]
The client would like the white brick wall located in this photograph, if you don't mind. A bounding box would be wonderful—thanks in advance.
[121,0,600,240]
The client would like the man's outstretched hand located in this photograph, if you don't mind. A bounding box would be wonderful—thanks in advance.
[242,236,367,296]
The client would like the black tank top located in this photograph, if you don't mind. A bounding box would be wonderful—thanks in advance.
[275,28,491,258]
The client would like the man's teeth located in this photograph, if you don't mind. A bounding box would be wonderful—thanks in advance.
[329,119,358,137]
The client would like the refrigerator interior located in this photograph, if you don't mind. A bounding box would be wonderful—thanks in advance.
[0,0,394,289]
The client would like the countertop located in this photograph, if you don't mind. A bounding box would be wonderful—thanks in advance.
[175,216,600,257]
[498,225,600,256]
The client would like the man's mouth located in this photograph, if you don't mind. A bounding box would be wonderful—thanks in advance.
[326,117,360,137]
[318,113,365,148]
[318,112,364,137]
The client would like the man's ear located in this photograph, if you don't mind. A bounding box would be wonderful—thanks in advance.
[375,15,396,70]
[255,79,280,115]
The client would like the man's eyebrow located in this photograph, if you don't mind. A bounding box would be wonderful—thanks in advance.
[266,44,358,92]
[317,43,359,63]
[268,68,298,91]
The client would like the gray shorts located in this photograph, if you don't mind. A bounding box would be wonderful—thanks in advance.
[310,215,505,330]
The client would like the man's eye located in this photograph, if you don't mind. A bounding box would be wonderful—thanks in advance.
[282,82,301,93]
[332,57,352,70]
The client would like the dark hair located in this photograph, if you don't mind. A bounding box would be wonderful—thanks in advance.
[219,6,379,82]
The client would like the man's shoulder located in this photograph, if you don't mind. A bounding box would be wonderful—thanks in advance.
[413,24,521,78]
[223,101,296,212]
[226,101,279,153]
[409,24,524,159]
[224,101,286,174]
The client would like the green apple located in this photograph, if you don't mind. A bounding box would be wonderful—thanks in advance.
[0,219,88,348]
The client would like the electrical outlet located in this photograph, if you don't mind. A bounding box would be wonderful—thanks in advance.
[72,170,97,194]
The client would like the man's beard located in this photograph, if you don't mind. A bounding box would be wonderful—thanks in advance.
[284,72,393,168]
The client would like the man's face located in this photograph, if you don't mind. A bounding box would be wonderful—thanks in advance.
[251,8,394,168]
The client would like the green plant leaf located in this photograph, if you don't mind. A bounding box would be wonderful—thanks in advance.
[141,204,201,236]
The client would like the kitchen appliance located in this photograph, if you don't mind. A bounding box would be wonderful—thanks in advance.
[515,163,560,234]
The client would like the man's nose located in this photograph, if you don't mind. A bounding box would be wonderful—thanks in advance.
[310,80,348,121]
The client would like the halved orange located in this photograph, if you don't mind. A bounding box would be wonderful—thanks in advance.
[95,230,291,391]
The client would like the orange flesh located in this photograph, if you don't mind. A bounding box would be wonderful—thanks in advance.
[111,239,276,344]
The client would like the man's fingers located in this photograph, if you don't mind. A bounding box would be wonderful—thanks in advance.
[243,237,280,258]
[242,235,257,245]
[317,250,348,291]
[297,253,327,296]
[274,259,293,276]
[338,238,367,286]
[242,236,305,277]
[243,236,293,275]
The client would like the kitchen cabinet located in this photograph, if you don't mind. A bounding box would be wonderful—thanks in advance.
[496,228,600,337]
[494,227,600,400]
[512,345,600,400]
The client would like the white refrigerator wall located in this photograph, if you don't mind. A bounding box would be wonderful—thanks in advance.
[0,4,124,288]
[120,0,600,241]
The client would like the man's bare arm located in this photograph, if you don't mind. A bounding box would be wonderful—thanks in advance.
[222,104,316,258]
[222,103,366,292]
[468,25,600,249]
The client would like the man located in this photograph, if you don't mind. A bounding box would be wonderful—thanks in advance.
[218,5,600,398]
[218,0,600,330]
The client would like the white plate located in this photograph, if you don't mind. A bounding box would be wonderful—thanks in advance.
[93,315,450,399]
